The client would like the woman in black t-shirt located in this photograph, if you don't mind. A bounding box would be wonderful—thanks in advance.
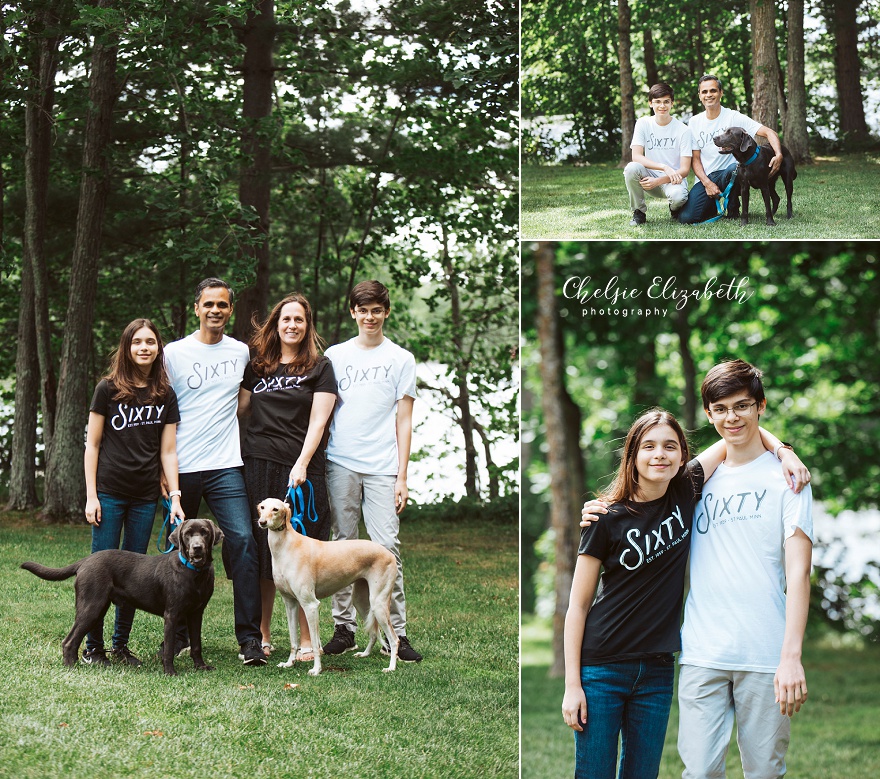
[83,319,185,667]
[237,293,337,659]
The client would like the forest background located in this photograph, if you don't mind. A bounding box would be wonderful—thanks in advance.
[0,0,519,521]
[521,0,880,165]
[522,241,880,676]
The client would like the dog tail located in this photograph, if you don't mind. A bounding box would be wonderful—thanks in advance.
[21,560,82,581]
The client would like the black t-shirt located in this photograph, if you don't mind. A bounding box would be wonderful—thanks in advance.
[90,379,180,501]
[241,357,337,466]
[579,459,704,664]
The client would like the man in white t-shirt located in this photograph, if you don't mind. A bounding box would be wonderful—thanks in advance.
[678,360,813,777]
[163,278,266,666]
[678,75,784,224]
[623,82,693,226]
[321,280,422,663]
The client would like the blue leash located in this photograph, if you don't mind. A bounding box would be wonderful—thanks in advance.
[699,170,738,224]
[156,496,177,554]
[284,480,318,536]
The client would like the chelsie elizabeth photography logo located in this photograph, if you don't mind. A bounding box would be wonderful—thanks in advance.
[562,275,755,318]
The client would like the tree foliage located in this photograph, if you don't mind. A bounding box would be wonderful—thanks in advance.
[522,0,880,163]
[0,0,518,517]
[522,242,880,641]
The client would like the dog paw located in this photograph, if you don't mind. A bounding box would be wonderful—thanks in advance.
[307,667,321,676]
[382,667,396,673]
[277,659,294,668]
[353,650,369,658]
[195,664,216,671]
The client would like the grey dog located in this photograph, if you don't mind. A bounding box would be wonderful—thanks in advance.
[21,518,223,675]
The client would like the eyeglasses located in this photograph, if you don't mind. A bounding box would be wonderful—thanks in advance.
[708,401,758,420]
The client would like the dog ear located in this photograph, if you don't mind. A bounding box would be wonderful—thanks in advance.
[280,503,291,525]
[212,522,224,547]
[740,131,753,153]
[168,525,182,549]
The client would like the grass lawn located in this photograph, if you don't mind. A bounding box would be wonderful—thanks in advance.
[0,510,518,779]
[521,616,880,779]
[521,151,880,239]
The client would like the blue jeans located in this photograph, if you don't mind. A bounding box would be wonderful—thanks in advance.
[574,655,675,779]
[177,468,261,646]
[677,166,739,224]
[86,492,157,652]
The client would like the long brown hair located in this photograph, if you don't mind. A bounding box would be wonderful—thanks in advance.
[249,293,324,377]
[597,408,690,506]
[105,319,171,405]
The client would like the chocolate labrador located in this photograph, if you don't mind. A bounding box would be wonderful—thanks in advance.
[713,126,797,226]
[21,518,223,675]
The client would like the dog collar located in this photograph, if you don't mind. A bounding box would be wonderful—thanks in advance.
[743,147,761,166]
[178,551,204,572]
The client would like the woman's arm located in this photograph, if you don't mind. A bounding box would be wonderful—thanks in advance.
[84,412,105,525]
[237,386,252,418]
[160,424,185,524]
[562,554,602,732]
[288,392,337,488]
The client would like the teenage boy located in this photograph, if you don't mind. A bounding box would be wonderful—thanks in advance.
[163,278,266,666]
[677,360,812,778]
[580,360,813,777]
[678,75,784,224]
[321,280,422,662]
[624,82,692,226]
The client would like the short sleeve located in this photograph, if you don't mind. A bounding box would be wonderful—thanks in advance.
[164,388,181,425]
[631,117,647,149]
[732,110,762,139]
[783,483,814,543]
[396,352,417,401]
[678,126,693,158]
[578,514,612,561]
[313,357,338,395]
[89,380,111,415]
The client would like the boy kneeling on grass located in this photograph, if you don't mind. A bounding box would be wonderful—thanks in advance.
[624,82,692,226]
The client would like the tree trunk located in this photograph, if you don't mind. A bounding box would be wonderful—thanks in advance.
[643,28,658,88]
[232,0,275,342]
[42,25,119,522]
[832,0,869,141]
[442,225,479,499]
[750,0,779,130]
[617,0,635,167]
[783,0,812,163]
[535,242,584,678]
[674,308,697,431]
[8,13,61,509]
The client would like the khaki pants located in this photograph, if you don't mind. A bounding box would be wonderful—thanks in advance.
[327,461,408,635]
[678,664,790,779]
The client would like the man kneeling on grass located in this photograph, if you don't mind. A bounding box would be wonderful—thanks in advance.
[624,82,692,226]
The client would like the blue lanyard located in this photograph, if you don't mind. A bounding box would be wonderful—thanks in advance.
[285,480,318,536]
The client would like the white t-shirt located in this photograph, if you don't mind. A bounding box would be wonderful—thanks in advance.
[631,115,692,171]
[325,336,417,475]
[689,106,762,176]
[679,452,814,673]
[164,333,249,473]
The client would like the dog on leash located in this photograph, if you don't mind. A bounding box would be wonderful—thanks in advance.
[257,497,399,675]
[713,126,797,226]
[21,518,223,675]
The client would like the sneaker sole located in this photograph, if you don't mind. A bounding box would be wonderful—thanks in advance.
[380,648,422,662]
[323,644,359,656]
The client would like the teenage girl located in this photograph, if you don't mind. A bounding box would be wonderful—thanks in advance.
[83,319,185,666]
[561,408,805,778]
